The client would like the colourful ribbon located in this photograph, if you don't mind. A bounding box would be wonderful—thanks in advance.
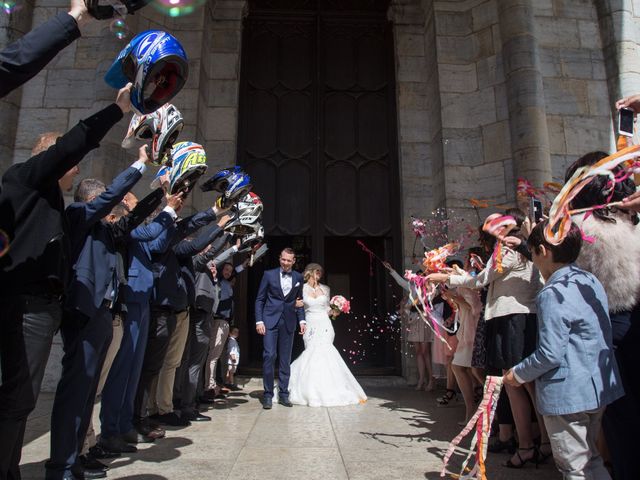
[545,144,640,245]
[441,376,504,479]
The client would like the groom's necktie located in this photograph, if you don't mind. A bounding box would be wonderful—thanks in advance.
[280,270,292,297]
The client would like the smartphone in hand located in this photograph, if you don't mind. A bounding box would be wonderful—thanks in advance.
[619,107,635,137]
[530,197,544,224]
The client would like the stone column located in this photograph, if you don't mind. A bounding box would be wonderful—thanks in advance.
[389,0,434,381]
[594,0,640,119]
[497,0,552,200]
[193,0,247,212]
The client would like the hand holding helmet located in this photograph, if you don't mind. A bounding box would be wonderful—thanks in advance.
[165,191,184,212]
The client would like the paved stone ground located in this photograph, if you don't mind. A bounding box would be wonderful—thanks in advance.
[20,378,560,480]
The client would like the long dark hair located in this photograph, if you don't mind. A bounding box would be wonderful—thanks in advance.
[565,151,638,224]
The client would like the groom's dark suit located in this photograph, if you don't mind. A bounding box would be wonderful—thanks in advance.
[255,268,305,400]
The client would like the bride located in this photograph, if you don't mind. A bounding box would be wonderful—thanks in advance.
[288,263,367,407]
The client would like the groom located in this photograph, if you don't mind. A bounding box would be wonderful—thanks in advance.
[255,247,306,409]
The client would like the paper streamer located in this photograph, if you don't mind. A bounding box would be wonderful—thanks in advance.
[441,376,504,480]
[545,144,640,245]
[482,215,516,273]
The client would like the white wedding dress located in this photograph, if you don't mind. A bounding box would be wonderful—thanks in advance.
[288,284,367,407]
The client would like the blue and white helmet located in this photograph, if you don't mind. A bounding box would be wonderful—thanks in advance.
[105,30,188,114]
[167,141,208,194]
[200,166,244,193]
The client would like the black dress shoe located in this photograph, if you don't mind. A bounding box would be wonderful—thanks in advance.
[72,463,106,479]
[278,398,293,407]
[121,429,155,444]
[198,396,216,405]
[98,436,137,454]
[262,398,272,410]
[88,445,120,460]
[79,454,109,472]
[182,411,211,422]
[155,412,191,427]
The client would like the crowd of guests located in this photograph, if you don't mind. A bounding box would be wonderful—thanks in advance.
[0,3,252,480]
[393,145,640,479]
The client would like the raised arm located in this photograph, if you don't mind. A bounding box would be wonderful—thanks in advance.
[65,164,144,231]
[0,11,82,98]
[110,188,165,243]
[18,86,130,189]
[174,223,223,259]
[193,233,231,272]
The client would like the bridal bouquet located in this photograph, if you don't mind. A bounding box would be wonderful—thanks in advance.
[330,295,351,318]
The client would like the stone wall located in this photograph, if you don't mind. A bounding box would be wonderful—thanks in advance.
[436,0,514,212]
[537,0,615,182]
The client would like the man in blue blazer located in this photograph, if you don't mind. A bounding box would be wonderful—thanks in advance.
[255,248,306,409]
[46,150,150,480]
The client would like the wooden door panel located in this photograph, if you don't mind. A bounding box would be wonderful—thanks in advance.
[279,91,313,159]
[325,162,358,234]
[358,93,388,159]
[246,91,278,156]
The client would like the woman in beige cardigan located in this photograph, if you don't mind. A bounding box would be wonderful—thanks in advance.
[428,209,548,469]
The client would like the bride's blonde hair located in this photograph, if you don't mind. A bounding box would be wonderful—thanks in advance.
[303,263,324,284]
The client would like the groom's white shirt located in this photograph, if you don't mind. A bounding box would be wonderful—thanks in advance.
[280,269,292,297]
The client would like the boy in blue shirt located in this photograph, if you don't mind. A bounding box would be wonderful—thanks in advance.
[504,221,623,478]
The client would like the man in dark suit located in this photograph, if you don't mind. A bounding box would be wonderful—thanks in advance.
[98,192,182,454]
[132,204,225,430]
[46,147,151,480]
[255,248,306,409]
[0,85,131,480]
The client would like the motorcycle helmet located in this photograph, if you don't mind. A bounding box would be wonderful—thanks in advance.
[167,141,208,194]
[105,30,188,114]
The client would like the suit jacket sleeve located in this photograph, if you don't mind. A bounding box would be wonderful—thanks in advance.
[213,243,239,268]
[172,208,217,245]
[174,223,223,259]
[147,223,176,254]
[0,12,80,98]
[111,188,165,243]
[254,271,269,325]
[17,104,124,190]
[66,166,142,231]
[193,233,230,272]
[512,288,569,383]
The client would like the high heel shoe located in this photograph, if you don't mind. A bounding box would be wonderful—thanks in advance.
[536,442,553,464]
[503,447,538,469]
[436,389,457,406]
